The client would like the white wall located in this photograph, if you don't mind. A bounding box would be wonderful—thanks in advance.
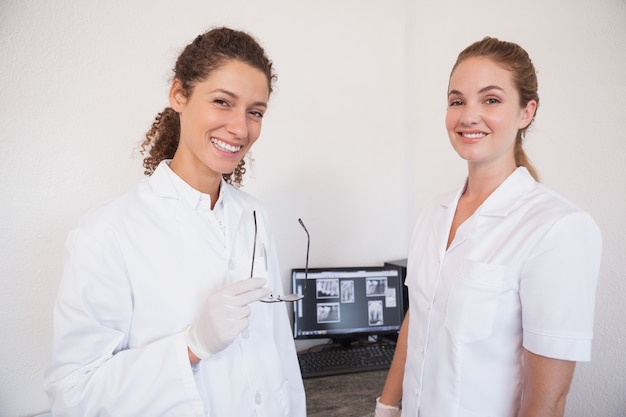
[0,1,624,416]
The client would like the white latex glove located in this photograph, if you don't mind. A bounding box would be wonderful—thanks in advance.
[185,277,271,360]
[375,396,400,417]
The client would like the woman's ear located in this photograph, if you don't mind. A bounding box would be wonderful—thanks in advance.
[518,99,538,129]
[169,79,186,111]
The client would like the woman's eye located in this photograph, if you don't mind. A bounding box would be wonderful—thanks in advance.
[448,100,463,107]
[485,97,501,104]
[214,99,229,107]
[249,110,264,118]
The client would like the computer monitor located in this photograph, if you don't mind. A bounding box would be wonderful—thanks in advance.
[291,266,405,343]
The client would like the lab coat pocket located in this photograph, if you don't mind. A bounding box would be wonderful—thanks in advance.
[445,259,505,342]
[251,242,269,277]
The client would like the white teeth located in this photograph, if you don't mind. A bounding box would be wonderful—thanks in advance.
[462,132,486,139]
[210,137,241,153]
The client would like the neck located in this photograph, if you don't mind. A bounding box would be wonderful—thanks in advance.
[463,163,516,204]
[169,158,222,205]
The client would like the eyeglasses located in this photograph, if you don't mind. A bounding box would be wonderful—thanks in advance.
[250,210,309,303]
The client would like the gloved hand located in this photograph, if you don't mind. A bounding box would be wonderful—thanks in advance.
[375,396,400,417]
[185,277,271,360]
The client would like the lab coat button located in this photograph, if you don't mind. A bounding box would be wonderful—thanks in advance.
[228,260,235,270]
[255,393,262,404]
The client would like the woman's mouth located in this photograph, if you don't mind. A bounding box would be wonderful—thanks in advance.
[460,132,487,139]
[210,137,242,153]
[458,131,488,143]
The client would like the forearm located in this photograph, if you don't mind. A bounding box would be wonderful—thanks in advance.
[379,312,409,406]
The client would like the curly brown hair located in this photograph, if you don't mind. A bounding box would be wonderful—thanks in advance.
[450,37,540,181]
[140,27,277,186]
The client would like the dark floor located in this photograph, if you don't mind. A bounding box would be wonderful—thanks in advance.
[303,369,388,417]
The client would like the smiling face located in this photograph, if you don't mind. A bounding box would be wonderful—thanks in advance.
[168,59,270,193]
[446,57,536,172]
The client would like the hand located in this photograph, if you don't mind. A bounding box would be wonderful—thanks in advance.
[375,396,400,417]
[185,277,271,360]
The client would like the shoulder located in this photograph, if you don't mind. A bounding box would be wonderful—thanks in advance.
[71,179,149,238]
[511,184,602,262]
[523,183,598,228]
[494,167,600,235]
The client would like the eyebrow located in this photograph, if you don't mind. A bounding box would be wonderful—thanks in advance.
[448,85,505,97]
[210,88,268,108]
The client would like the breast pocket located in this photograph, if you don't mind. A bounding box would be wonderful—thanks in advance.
[251,242,269,278]
[445,259,505,342]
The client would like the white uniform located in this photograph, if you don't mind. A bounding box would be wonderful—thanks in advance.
[402,167,602,417]
[44,161,306,417]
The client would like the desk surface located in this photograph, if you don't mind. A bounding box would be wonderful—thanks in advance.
[303,369,388,417]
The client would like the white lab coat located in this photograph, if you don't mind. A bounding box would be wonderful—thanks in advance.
[44,161,306,417]
[402,167,602,417]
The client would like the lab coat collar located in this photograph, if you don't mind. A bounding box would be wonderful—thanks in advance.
[441,166,537,218]
[476,167,537,217]
[149,161,226,250]
[148,160,245,255]
[150,160,236,213]
[149,160,180,199]
[441,167,537,252]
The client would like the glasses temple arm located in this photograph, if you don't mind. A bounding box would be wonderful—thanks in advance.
[250,210,257,278]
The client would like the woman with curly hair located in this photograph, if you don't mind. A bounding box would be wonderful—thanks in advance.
[44,27,306,416]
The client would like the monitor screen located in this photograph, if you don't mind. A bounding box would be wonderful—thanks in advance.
[291,266,405,340]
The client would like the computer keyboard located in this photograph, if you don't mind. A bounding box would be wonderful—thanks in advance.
[297,343,396,378]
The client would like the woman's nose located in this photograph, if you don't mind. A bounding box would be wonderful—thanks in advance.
[460,104,480,126]
[226,110,248,138]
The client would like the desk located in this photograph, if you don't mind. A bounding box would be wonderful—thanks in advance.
[303,369,388,417]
